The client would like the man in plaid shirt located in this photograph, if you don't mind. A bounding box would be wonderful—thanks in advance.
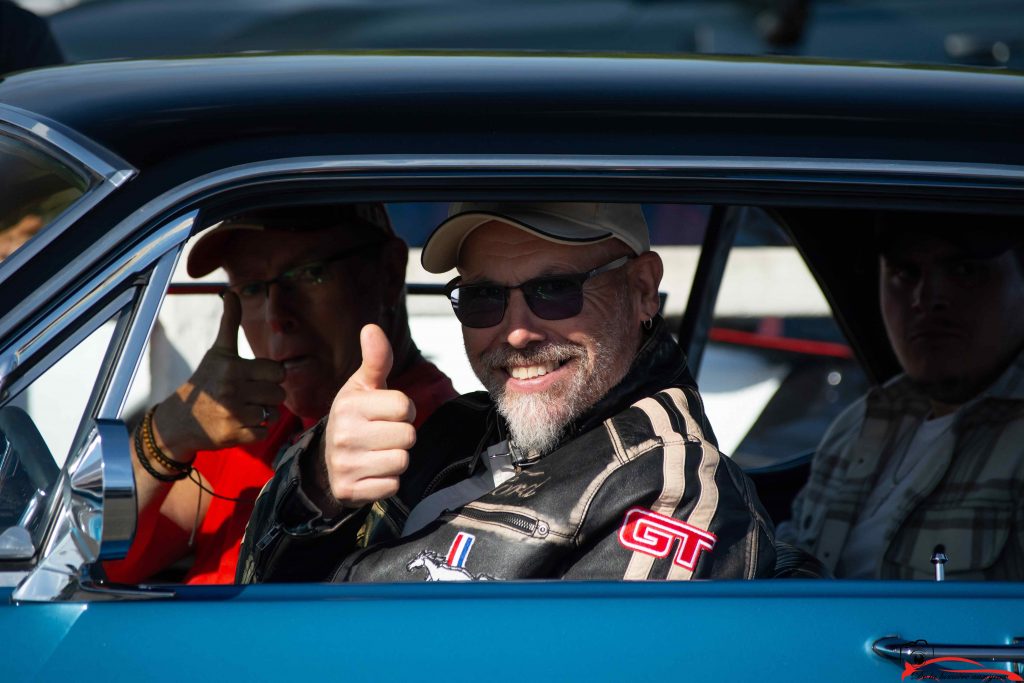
[778,213,1024,580]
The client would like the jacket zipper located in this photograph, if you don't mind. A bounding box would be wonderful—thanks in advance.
[249,477,303,581]
[251,524,284,582]
[457,507,548,538]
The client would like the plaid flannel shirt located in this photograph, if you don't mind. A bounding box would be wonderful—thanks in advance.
[777,350,1024,580]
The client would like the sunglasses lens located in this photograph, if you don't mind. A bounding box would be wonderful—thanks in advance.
[451,284,506,328]
[449,277,585,328]
[524,278,584,320]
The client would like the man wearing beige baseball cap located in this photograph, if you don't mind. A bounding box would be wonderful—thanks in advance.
[240,201,775,583]
[106,203,456,585]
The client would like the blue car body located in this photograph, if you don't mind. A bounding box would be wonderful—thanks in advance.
[5,581,1024,680]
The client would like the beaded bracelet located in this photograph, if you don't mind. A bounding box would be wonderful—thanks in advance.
[141,407,193,473]
[134,417,189,482]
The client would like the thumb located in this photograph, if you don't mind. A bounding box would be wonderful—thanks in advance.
[214,290,242,354]
[350,323,393,391]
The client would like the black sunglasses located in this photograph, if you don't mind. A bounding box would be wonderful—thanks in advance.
[445,256,632,328]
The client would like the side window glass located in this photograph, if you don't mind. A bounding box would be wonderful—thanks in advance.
[698,207,869,469]
[0,317,117,556]
[0,133,88,262]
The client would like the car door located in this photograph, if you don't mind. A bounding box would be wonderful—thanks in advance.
[2,111,1023,681]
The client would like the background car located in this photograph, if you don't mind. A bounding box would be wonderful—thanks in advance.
[0,53,1022,681]
[11,0,1024,69]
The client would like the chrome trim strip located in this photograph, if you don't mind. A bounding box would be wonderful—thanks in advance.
[0,354,15,397]
[0,106,138,290]
[148,154,1024,183]
[0,104,131,182]
[70,304,137,459]
[98,249,181,420]
[0,428,14,491]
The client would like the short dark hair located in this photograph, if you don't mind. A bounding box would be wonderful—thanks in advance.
[873,210,1023,270]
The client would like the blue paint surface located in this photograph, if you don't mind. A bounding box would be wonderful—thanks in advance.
[3,580,1022,682]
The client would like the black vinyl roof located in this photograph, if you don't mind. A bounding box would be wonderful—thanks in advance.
[1,53,1022,173]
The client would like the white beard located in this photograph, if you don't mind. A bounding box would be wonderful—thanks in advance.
[473,323,628,457]
[493,356,591,455]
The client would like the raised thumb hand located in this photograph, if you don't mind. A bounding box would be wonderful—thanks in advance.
[214,290,242,354]
[349,323,393,391]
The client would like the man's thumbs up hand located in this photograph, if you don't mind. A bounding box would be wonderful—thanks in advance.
[212,287,243,355]
[324,324,417,507]
[345,324,393,391]
[152,291,286,460]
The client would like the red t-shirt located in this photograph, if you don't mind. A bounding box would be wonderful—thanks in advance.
[105,358,457,585]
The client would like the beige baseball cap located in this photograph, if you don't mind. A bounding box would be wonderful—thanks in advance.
[420,201,650,274]
[187,203,393,278]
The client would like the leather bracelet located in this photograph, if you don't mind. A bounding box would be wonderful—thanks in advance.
[134,418,189,482]
[141,407,193,472]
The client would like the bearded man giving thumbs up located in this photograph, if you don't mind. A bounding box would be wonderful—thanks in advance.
[104,204,456,585]
[239,202,777,584]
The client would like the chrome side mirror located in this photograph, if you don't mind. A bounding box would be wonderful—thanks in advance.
[12,419,137,602]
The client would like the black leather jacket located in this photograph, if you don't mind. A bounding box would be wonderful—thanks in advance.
[238,319,776,583]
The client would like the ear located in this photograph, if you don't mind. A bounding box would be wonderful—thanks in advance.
[629,251,664,323]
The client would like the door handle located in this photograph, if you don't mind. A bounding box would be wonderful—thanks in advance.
[873,637,1024,674]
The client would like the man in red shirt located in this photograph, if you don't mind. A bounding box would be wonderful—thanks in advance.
[106,204,456,584]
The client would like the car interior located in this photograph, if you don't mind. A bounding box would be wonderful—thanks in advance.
[1,189,1020,585]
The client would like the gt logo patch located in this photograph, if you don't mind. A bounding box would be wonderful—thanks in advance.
[618,507,717,570]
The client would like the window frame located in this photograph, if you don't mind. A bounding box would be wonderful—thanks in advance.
[0,153,1022,601]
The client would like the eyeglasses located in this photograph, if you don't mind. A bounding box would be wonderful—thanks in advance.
[225,241,383,302]
[445,256,632,328]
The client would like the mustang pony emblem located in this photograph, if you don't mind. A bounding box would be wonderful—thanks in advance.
[406,532,495,581]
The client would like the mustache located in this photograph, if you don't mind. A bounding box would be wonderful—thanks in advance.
[482,342,587,371]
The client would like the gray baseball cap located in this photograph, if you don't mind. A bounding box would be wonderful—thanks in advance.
[420,201,651,274]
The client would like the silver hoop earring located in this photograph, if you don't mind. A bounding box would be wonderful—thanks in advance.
[642,318,654,331]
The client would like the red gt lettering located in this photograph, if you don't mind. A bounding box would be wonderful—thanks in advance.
[618,507,717,570]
